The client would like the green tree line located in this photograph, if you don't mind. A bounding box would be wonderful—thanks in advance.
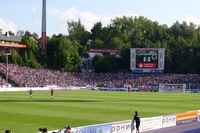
[4,16,200,73]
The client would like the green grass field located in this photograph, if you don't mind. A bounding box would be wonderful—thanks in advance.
[0,90,199,133]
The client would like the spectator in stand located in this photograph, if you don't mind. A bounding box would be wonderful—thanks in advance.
[42,128,47,133]
[39,128,47,133]
[0,63,200,92]
[66,125,71,133]
[5,129,12,133]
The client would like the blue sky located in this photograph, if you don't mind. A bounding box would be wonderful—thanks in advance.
[0,0,200,36]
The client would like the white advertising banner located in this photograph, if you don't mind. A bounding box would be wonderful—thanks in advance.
[162,115,176,128]
[49,110,200,133]
[70,120,134,133]
[111,120,133,133]
[140,116,162,132]
[71,124,112,133]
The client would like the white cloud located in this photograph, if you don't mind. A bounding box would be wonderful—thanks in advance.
[185,14,200,26]
[49,7,138,31]
[34,20,40,25]
[0,18,17,34]
[32,6,37,13]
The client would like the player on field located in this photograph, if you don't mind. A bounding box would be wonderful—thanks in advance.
[50,88,54,99]
[29,89,33,99]
[128,85,131,93]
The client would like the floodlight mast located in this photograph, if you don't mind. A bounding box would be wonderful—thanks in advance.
[41,0,46,55]
[6,53,9,82]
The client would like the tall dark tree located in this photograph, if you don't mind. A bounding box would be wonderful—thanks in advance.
[67,20,90,57]
[46,34,81,71]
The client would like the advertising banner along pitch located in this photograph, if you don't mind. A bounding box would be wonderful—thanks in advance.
[176,111,198,125]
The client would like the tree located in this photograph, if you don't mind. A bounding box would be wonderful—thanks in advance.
[92,38,104,48]
[120,48,131,70]
[92,55,120,72]
[67,19,90,46]
[46,34,81,71]
[5,17,200,73]
[10,50,23,64]
[67,20,90,57]
[20,35,41,68]
[91,22,103,40]
[111,16,135,43]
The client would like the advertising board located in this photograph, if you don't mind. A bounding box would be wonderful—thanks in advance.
[162,115,176,128]
[70,120,132,133]
[71,123,112,133]
[48,110,200,133]
[140,116,162,132]
[176,111,198,125]
[111,120,132,133]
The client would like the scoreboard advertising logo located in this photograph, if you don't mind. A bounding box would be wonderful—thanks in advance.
[130,48,165,73]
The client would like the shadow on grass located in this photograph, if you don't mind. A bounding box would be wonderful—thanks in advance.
[0,99,199,103]
[0,99,97,103]
[106,99,200,102]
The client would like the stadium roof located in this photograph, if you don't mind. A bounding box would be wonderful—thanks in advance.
[0,35,22,43]
[0,35,26,49]
[0,41,26,49]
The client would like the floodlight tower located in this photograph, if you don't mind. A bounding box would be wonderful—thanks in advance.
[41,0,46,55]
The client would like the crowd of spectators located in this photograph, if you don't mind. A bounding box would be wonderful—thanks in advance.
[0,73,10,87]
[0,63,200,91]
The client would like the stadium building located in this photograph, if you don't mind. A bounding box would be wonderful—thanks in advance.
[0,32,26,87]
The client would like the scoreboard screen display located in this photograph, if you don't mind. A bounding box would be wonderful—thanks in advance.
[136,49,158,69]
[130,48,165,73]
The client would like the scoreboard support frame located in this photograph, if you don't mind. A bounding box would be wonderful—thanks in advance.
[130,48,165,73]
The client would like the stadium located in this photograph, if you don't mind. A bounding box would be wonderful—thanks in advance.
[1,0,200,133]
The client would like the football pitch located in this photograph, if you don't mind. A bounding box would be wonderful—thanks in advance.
[0,90,199,133]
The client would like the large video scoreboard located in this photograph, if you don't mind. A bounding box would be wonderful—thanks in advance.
[130,48,165,73]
